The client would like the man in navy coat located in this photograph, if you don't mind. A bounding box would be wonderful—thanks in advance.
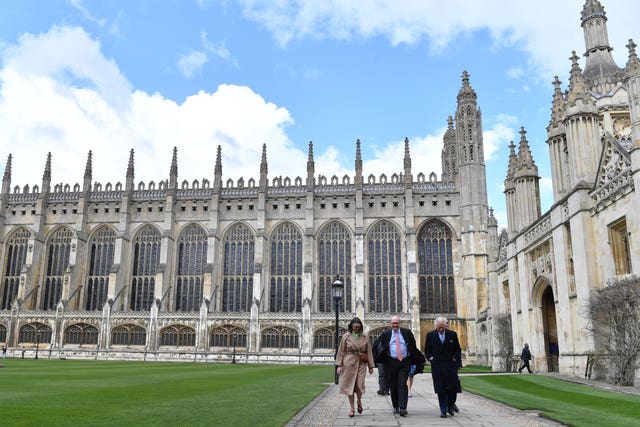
[424,316,462,418]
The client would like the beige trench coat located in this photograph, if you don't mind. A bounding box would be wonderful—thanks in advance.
[335,332,375,396]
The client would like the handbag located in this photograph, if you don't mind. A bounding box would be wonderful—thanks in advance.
[359,352,368,363]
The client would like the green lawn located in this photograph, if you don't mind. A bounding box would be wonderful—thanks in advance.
[0,359,331,427]
[461,374,640,427]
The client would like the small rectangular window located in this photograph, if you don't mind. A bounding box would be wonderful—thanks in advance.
[609,218,631,275]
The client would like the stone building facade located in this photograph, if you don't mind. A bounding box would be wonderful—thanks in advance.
[0,71,493,363]
[490,0,640,381]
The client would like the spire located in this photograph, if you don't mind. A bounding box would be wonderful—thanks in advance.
[580,0,622,83]
[626,39,640,77]
[83,150,92,192]
[441,116,458,180]
[214,145,222,191]
[355,139,363,188]
[549,76,565,128]
[306,141,314,188]
[259,143,268,190]
[41,152,52,194]
[169,146,178,189]
[516,127,535,167]
[43,152,51,181]
[84,150,93,180]
[403,137,412,187]
[488,207,498,228]
[505,141,517,184]
[2,153,11,194]
[566,51,589,105]
[126,149,135,191]
[457,70,477,104]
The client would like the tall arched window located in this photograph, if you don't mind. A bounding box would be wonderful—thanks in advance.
[222,224,254,312]
[85,226,116,311]
[175,224,208,311]
[130,225,161,311]
[317,222,352,312]
[42,227,73,310]
[1,227,29,309]
[367,221,402,313]
[269,223,302,312]
[418,220,456,314]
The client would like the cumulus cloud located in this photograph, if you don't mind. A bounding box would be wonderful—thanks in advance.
[0,26,305,188]
[178,50,208,78]
[235,0,640,81]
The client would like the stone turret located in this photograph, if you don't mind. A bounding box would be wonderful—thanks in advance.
[2,154,11,195]
[306,141,314,189]
[581,0,623,91]
[513,127,541,229]
[83,151,92,193]
[355,139,363,189]
[403,137,412,188]
[125,149,135,192]
[41,152,52,195]
[169,147,178,190]
[441,116,457,182]
[259,143,268,192]
[214,145,222,192]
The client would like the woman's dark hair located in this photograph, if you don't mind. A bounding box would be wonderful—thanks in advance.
[348,317,363,332]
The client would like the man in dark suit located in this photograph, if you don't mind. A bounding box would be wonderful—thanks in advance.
[424,316,462,418]
[374,315,418,417]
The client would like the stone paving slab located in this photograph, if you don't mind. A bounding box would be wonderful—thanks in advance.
[287,371,564,427]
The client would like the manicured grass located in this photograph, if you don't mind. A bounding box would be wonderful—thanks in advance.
[0,359,331,427]
[461,374,640,426]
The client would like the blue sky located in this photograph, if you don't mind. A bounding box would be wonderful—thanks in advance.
[1,0,639,229]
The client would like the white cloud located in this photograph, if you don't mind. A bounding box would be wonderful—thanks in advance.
[201,31,239,67]
[0,26,309,188]
[483,114,518,161]
[178,50,208,78]
[69,0,107,27]
[506,67,523,79]
[235,0,640,81]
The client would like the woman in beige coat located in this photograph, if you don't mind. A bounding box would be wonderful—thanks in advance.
[335,317,375,417]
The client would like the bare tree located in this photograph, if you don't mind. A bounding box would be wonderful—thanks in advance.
[587,275,640,386]
[493,313,513,371]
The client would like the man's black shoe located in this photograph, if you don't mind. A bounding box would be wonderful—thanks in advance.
[399,409,408,417]
[451,403,459,413]
[393,407,399,414]
[377,390,384,396]
[384,390,390,395]
[447,406,455,416]
[440,413,447,418]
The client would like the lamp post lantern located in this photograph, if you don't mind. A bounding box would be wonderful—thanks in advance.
[232,332,237,364]
[332,275,344,385]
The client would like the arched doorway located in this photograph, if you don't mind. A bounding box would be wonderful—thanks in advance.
[541,286,559,372]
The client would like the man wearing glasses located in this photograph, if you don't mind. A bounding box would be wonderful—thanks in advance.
[373,315,418,417]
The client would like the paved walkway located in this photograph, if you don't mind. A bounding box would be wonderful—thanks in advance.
[286,372,565,427]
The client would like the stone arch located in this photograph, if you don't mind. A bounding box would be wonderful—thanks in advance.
[159,324,196,346]
[63,322,99,345]
[209,324,247,348]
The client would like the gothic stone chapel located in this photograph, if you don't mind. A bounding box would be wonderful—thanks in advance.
[1,1,639,382]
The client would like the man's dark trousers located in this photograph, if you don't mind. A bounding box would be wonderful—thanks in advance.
[385,357,411,411]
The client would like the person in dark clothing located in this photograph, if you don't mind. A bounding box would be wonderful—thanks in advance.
[376,362,390,395]
[518,343,533,373]
[424,316,462,418]
[373,315,423,417]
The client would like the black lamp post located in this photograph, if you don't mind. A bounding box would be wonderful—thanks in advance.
[232,332,237,364]
[332,275,344,385]
[34,326,40,360]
